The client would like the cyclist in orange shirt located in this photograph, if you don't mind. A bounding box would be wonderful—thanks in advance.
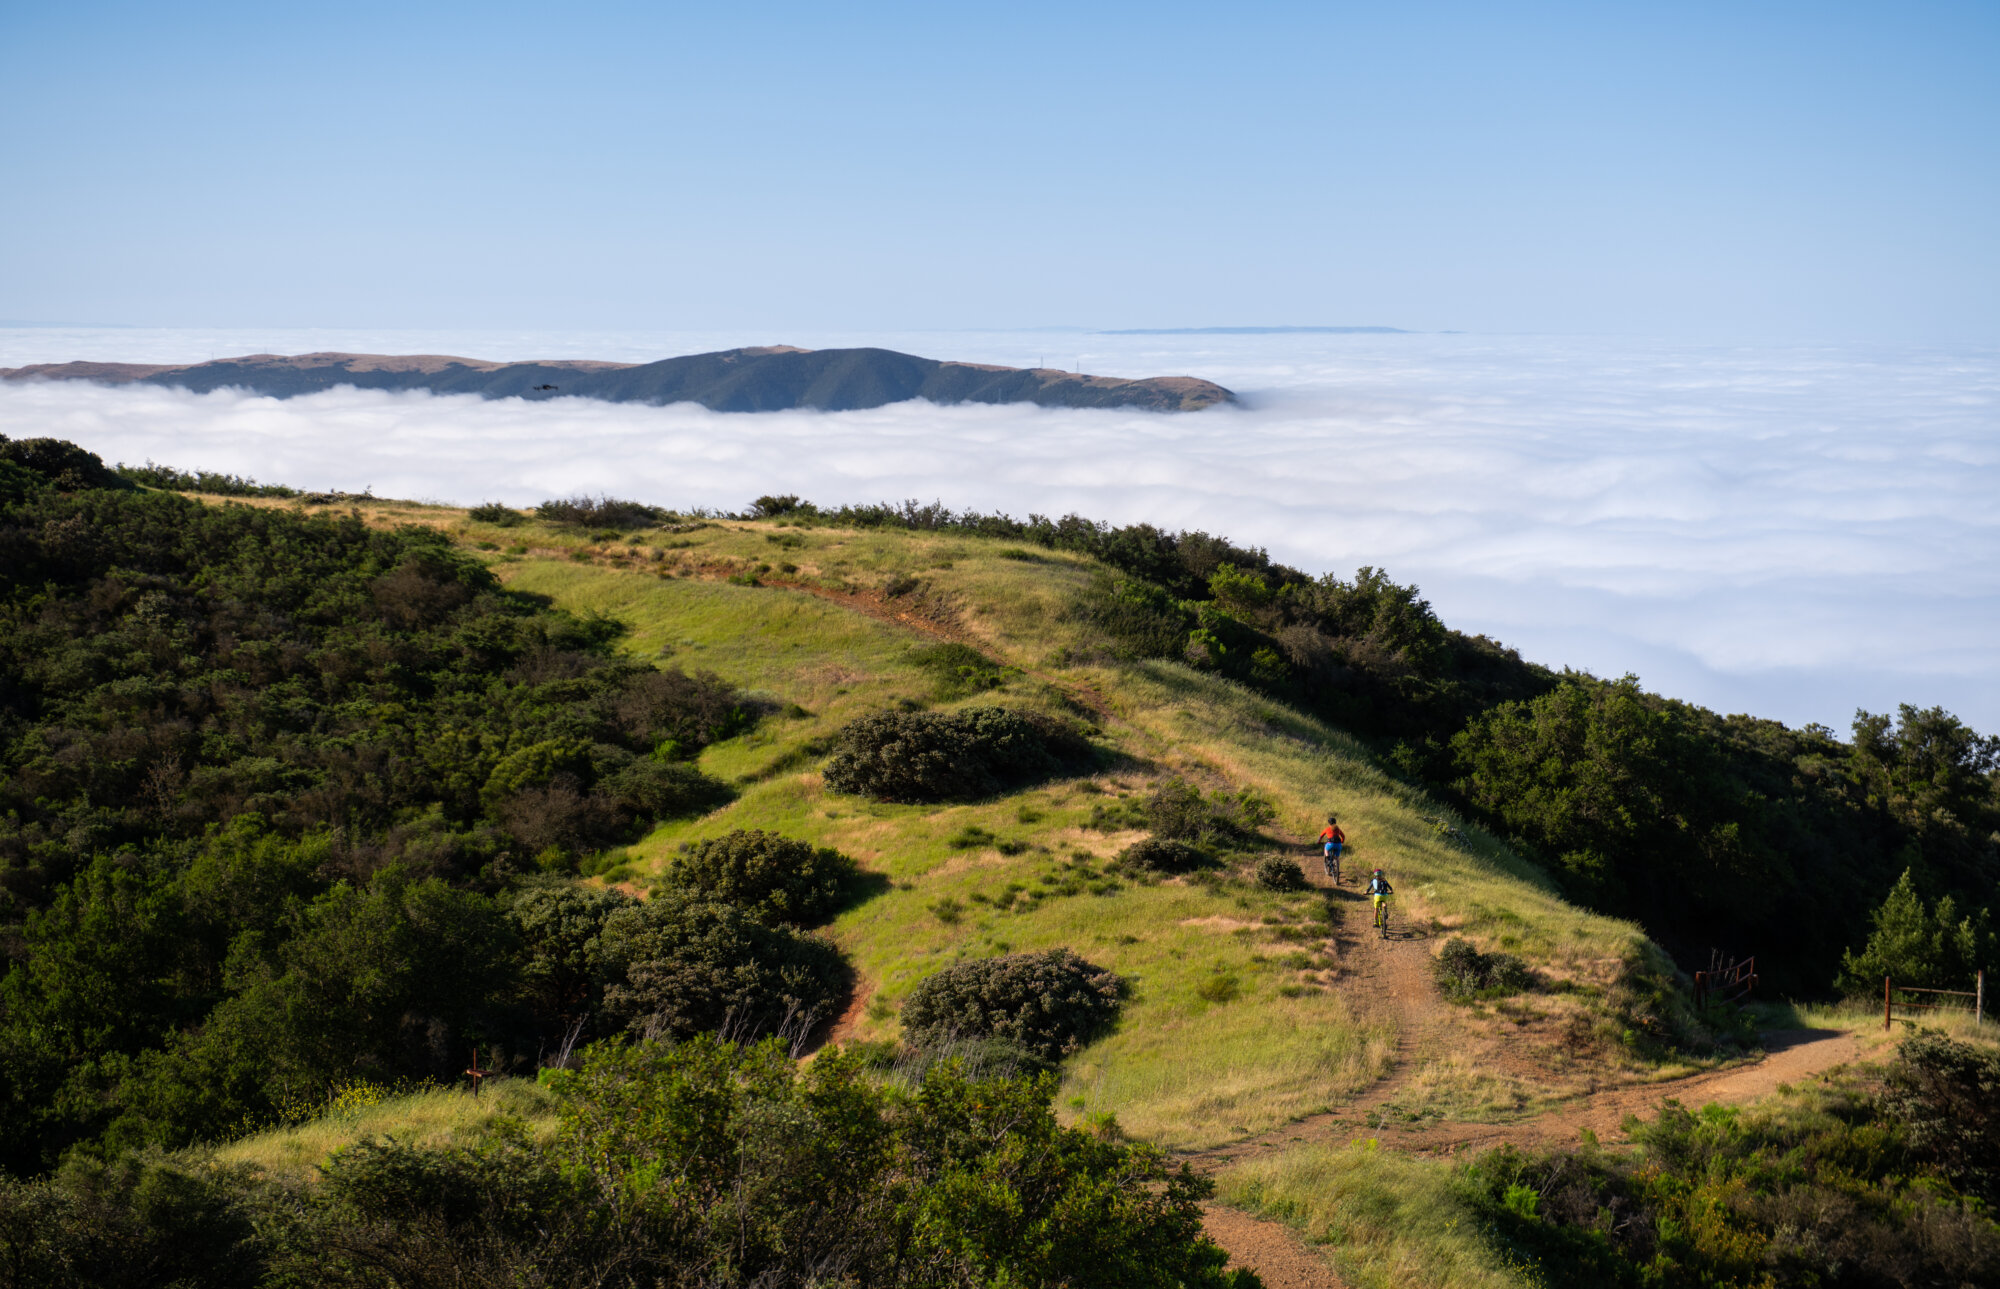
[1318,815,1346,881]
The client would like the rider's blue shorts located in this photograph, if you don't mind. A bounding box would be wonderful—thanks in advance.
[1324,842,1342,859]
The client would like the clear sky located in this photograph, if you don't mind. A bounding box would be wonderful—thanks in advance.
[3,1,1996,340]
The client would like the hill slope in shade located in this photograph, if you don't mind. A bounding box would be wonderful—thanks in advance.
[0,344,1233,412]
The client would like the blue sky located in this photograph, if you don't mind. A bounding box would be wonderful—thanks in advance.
[3,1,1997,339]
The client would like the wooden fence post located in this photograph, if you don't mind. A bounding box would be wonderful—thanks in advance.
[1979,970,1985,1028]
[1884,975,1892,1031]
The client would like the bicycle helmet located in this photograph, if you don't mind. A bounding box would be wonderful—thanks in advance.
[1372,868,1384,875]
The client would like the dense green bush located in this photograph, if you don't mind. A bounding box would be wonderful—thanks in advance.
[507,881,634,1029]
[1144,778,1277,842]
[4,1036,1253,1288]
[821,707,1093,802]
[466,501,525,526]
[0,451,759,1170]
[534,495,666,529]
[1433,936,1533,1001]
[115,460,299,498]
[1884,1029,2000,1206]
[0,1153,262,1289]
[593,891,849,1039]
[1116,836,1207,873]
[0,434,133,491]
[900,949,1125,1060]
[659,829,859,927]
[1252,857,1308,891]
[1457,1033,2000,1287]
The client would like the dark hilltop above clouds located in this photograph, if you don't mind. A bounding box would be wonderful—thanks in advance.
[0,345,1233,413]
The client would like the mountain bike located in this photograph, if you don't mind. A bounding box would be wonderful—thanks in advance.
[1322,844,1341,885]
[1372,893,1391,938]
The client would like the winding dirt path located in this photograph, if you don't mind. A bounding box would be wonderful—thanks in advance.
[659,567,1864,1286]
[1200,1203,1352,1288]
[1187,854,1869,1286]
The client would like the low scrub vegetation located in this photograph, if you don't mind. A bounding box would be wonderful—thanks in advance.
[534,494,669,529]
[1253,856,1309,891]
[821,707,1093,802]
[1459,1031,2000,1287]
[1434,937,1534,1001]
[1224,1031,2000,1289]
[1143,777,1277,843]
[0,1036,1258,1288]
[0,448,770,1170]
[1116,836,1207,873]
[900,948,1126,1060]
[466,500,525,526]
[115,459,299,497]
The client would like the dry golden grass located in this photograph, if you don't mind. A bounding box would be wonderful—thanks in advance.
[1217,1140,1532,1289]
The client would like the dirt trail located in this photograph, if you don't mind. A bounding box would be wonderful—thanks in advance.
[1190,852,1868,1284]
[1201,1203,1351,1288]
[663,571,1863,1286]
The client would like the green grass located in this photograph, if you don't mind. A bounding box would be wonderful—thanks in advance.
[1216,1142,1532,1289]
[212,1080,556,1179]
[214,502,1674,1153]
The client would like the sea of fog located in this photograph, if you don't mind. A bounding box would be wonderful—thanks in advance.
[3,326,1996,736]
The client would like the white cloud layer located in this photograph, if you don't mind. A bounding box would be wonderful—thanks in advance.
[3,329,1996,734]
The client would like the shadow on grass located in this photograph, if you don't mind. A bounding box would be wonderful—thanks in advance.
[840,868,895,912]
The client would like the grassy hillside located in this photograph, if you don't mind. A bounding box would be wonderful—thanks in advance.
[54,487,1983,1288]
[240,497,1675,1150]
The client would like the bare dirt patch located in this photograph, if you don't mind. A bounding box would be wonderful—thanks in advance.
[1200,1203,1348,1288]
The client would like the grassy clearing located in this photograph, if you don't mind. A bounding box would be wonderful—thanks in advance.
[1749,996,2000,1059]
[1216,1141,1530,1289]
[212,1080,556,1179]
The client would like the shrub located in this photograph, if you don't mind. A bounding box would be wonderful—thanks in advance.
[1145,778,1276,842]
[822,707,1093,803]
[0,1153,262,1288]
[1116,836,1206,873]
[1253,857,1308,891]
[115,460,296,497]
[534,495,667,530]
[1434,937,1533,1000]
[1884,1029,2000,1205]
[594,891,850,1039]
[750,494,807,517]
[1144,779,1213,840]
[659,829,859,928]
[900,949,1125,1060]
[0,434,132,491]
[467,501,524,526]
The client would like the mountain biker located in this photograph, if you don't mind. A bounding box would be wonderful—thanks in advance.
[1366,868,1393,925]
[1318,815,1346,879]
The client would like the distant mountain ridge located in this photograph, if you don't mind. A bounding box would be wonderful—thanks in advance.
[0,345,1232,412]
